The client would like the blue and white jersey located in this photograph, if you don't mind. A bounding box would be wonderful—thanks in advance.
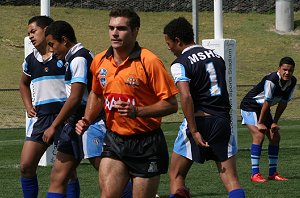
[240,72,297,111]
[64,43,94,104]
[170,45,231,119]
[22,48,67,116]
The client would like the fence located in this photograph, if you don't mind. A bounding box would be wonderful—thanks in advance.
[1,85,299,129]
[1,0,300,13]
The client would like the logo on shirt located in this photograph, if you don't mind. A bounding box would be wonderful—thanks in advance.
[57,60,64,68]
[125,74,139,86]
[105,93,136,111]
[100,78,107,87]
[99,68,108,87]
[99,68,107,76]
[44,67,49,72]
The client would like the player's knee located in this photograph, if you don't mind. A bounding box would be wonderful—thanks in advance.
[20,162,36,177]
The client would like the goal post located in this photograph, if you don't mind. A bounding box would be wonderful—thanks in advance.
[24,0,55,166]
[201,0,238,147]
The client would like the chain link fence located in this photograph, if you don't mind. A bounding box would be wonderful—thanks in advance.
[1,86,299,129]
[1,0,300,13]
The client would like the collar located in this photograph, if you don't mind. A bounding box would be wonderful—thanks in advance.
[104,42,142,60]
[65,43,84,62]
[33,48,53,63]
[182,44,202,54]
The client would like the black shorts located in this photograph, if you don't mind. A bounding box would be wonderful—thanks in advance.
[174,115,236,163]
[57,106,85,160]
[101,128,169,178]
[25,114,62,145]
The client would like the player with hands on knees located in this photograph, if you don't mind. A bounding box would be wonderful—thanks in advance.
[240,56,297,182]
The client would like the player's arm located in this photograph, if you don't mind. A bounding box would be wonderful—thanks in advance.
[43,82,85,144]
[177,81,208,147]
[19,72,36,117]
[76,90,104,135]
[271,102,287,133]
[257,100,271,132]
[114,95,177,119]
[138,95,177,117]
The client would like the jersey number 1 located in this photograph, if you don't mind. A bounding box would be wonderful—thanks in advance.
[206,62,221,96]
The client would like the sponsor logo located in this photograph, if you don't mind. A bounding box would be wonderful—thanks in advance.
[105,93,136,111]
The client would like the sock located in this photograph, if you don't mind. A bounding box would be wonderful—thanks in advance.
[250,144,262,176]
[46,192,65,198]
[169,194,176,198]
[268,144,279,176]
[66,178,80,198]
[229,188,245,198]
[20,176,38,198]
[121,181,133,198]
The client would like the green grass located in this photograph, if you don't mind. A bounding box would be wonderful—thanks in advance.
[0,6,299,127]
[1,6,300,88]
[1,121,300,198]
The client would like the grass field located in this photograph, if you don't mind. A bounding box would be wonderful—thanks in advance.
[1,6,300,88]
[0,5,299,197]
[0,6,300,128]
[1,121,299,198]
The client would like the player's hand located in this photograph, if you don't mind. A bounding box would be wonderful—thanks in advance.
[271,123,280,133]
[113,101,137,119]
[75,117,90,135]
[257,123,267,133]
[42,126,56,144]
[190,131,209,148]
[26,106,37,118]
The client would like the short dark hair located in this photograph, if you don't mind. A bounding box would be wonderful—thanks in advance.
[279,56,295,67]
[45,20,77,43]
[109,8,140,30]
[28,15,54,28]
[163,17,194,44]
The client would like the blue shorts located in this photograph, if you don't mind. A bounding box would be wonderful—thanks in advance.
[173,115,237,163]
[82,118,106,159]
[240,109,273,128]
[25,114,62,145]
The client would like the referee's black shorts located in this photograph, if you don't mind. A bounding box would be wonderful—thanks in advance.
[101,128,169,178]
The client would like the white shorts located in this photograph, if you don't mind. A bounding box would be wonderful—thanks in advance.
[240,109,273,128]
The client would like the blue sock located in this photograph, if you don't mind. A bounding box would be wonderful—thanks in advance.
[250,144,262,175]
[268,144,279,176]
[46,192,65,198]
[66,178,80,198]
[229,188,245,198]
[121,181,133,198]
[20,176,38,198]
[169,194,176,198]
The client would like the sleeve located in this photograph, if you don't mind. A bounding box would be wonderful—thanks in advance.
[22,57,31,77]
[263,80,275,102]
[145,55,178,100]
[70,57,88,84]
[170,63,191,83]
